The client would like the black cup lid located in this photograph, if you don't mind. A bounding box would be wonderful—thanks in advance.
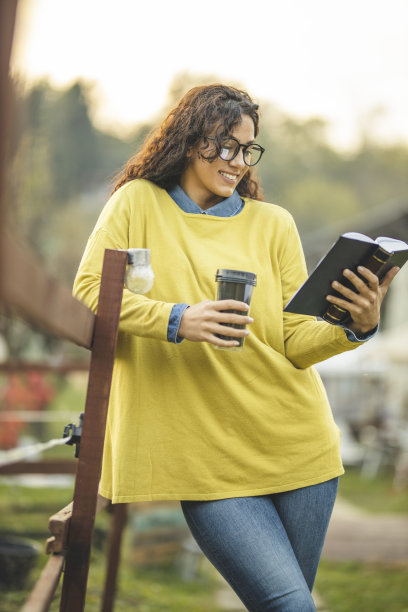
[215,269,257,285]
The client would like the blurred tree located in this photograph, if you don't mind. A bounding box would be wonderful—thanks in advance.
[6,79,133,267]
[283,176,360,233]
[47,81,99,201]
[257,107,362,232]
[345,143,408,211]
[8,81,54,250]
[165,70,228,110]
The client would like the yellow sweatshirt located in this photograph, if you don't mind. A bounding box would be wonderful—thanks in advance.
[73,179,360,503]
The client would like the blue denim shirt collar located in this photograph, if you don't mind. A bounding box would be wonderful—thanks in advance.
[168,184,244,217]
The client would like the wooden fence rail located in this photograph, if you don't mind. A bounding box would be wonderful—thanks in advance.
[20,555,66,612]
[0,230,95,348]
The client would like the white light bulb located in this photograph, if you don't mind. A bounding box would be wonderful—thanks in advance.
[125,249,154,294]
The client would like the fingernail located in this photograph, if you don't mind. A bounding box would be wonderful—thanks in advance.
[248,317,254,322]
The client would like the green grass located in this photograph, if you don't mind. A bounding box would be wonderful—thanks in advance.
[0,482,220,611]
[0,484,74,535]
[84,559,219,612]
[1,553,219,612]
[339,466,408,514]
[315,468,408,611]
[316,560,408,612]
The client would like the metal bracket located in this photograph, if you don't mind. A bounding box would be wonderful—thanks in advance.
[63,413,84,458]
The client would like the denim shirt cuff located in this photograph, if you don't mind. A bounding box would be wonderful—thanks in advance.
[167,303,190,343]
[343,323,379,343]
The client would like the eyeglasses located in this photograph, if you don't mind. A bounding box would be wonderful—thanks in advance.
[207,136,265,167]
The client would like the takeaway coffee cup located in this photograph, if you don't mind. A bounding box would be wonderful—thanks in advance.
[215,269,257,350]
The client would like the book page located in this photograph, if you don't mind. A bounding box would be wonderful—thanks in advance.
[376,236,408,252]
[342,232,375,243]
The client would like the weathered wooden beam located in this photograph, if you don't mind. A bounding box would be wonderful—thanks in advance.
[20,553,65,612]
[46,495,109,554]
[0,459,77,476]
[0,230,95,348]
[46,502,73,555]
[59,249,127,612]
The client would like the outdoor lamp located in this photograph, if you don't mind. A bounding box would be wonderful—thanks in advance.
[125,248,154,294]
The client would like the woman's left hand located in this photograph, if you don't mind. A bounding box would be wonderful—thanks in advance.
[326,265,400,335]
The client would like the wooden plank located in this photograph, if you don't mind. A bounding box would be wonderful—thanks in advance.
[101,503,128,612]
[0,230,95,348]
[0,459,77,476]
[46,502,73,554]
[46,495,109,554]
[59,249,128,612]
[20,553,65,612]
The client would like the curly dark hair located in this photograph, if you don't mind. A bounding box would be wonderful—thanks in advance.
[112,84,264,200]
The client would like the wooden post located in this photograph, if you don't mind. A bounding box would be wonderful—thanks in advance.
[0,0,18,292]
[101,504,128,612]
[60,249,128,612]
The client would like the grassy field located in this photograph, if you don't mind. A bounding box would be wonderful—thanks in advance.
[314,466,408,611]
[338,466,408,514]
[0,482,221,611]
[2,470,407,612]
[316,560,408,612]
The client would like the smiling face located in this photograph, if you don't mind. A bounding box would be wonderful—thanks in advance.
[180,114,256,210]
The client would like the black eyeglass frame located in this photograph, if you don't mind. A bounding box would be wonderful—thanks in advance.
[207,136,265,167]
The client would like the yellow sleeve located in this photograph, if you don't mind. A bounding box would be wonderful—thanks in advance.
[280,217,359,369]
[73,188,175,341]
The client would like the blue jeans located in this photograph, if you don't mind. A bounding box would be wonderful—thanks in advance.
[181,478,338,612]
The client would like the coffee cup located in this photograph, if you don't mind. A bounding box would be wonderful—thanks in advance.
[214,269,257,350]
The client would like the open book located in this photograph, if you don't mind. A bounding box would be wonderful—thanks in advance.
[284,232,408,324]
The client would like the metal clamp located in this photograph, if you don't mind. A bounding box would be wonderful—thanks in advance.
[63,413,84,458]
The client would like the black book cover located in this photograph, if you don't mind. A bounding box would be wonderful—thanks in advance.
[284,234,408,319]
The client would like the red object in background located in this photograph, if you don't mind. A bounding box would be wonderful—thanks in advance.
[0,372,55,449]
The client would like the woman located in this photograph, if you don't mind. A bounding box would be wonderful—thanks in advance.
[74,84,398,611]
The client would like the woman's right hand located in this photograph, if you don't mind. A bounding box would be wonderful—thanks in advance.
[177,300,254,348]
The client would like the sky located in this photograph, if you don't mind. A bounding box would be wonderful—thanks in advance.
[10,0,408,149]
